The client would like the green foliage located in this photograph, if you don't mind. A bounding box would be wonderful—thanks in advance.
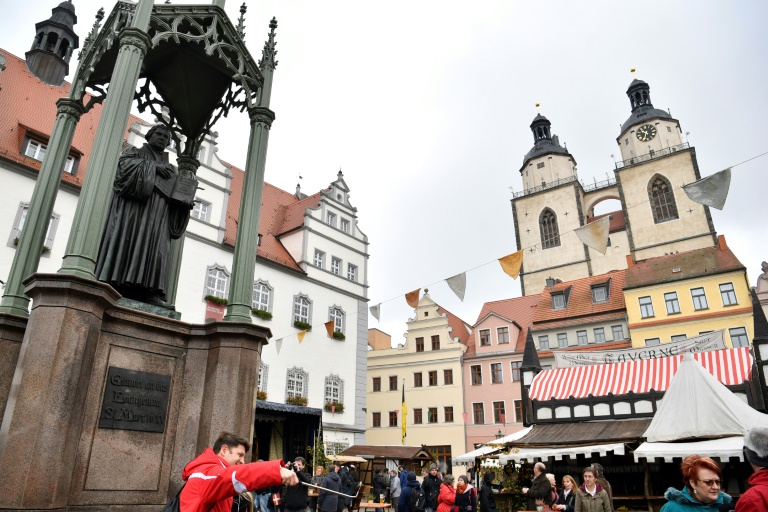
[42,245,51,254]
[332,331,346,341]
[204,294,228,305]
[252,308,273,320]
[308,424,330,472]
[294,320,312,331]
[286,395,308,406]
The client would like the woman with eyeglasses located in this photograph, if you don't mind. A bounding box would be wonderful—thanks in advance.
[660,455,733,511]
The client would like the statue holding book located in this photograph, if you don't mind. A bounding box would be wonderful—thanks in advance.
[95,123,197,306]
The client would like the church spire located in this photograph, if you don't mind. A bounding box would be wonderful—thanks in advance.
[26,1,80,86]
[626,68,654,112]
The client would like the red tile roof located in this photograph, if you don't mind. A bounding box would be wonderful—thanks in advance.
[624,241,745,290]
[533,269,627,324]
[435,305,472,346]
[587,210,626,233]
[530,311,627,332]
[0,48,325,274]
[465,294,541,357]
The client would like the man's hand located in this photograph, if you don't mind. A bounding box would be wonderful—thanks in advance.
[281,467,299,486]
[156,163,173,179]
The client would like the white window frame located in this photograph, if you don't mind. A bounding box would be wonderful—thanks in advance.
[324,374,344,404]
[25,139,47,161]
[347,263,357,281]
[8,203,60,252]
[191,198,211,222]
[329,306,345,334]
[665,292,681,314]
[691,287,708,310]
[577,330,588,345]
[326,211,337,227]
[538,335,550,349]
[557,333,568,348]
[594,327,606,343]
[552,293,566,310]
[286,366,308,399]
[314,249,325,268]
[331,256,341,275]
[293,294,312,324]
[340,218,350,233]
[611,325,624,341]
[639,296,654,318]
[252,280,273,312]
[719,283,738,306]
[63,155,75,174]
[204,264,230,299]
[591,285,608,303]
[258,361,269,391]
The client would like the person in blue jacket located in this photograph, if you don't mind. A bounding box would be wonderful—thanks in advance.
[398,472,421,512]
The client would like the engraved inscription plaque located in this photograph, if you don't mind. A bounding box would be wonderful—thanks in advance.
[99,367,171,433]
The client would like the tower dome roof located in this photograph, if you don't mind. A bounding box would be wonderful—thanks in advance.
[620,77,673,134]
[519,113,573,174]
[50,1,77,28]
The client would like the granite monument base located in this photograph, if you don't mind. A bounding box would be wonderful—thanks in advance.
[0,273,269,511]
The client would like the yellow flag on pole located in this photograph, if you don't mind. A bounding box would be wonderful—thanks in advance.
[401,383,407,445]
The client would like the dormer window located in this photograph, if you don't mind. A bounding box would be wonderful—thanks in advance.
[592,284,608,303]
[552,292,566,310]
[24,137,77,174]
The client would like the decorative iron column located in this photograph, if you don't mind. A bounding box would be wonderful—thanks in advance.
[224,18,278,322]
[58,0,154,279]
[0,98,84,316]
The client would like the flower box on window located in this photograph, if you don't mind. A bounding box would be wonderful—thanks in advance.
[324,401,344,413]
[256,390,268,401]
[332,331,346,341]
[286,395,308,406]
[252,308,272,321]
[294,320,312,331]
[204,295,227,322]
[204,294,228,305]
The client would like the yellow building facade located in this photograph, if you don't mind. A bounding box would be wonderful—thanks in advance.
[366,292,470,475]
[624,237,753,348]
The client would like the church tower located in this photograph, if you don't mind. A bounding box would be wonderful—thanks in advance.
[614,73,717,262]
[511,112,592,295]
[25,1,79,86]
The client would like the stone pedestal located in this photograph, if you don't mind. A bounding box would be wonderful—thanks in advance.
[0,274,269,511]
[0,314,27,421]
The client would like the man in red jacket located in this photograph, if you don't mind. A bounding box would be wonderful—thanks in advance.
[180,432,299,512]
[737,426,768,512]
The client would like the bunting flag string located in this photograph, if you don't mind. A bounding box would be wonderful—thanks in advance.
[498,250,523,279]
[405,289,420,309]
[275,338,283,355]
[258,151,766,341]
[683,168,731,210]
[445,272,466,301]
[574,216,611,255]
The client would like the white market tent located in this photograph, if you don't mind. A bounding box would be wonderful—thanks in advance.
[453,427,531,464]
[500,442,626,464]
[635,354,768,462]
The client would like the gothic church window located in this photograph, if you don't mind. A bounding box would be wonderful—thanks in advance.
[539,208,561,249]
[648,175,679,223]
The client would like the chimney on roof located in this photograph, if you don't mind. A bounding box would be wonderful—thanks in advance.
[717,234,728,251]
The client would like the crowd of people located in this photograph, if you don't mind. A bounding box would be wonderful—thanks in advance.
[172,426,768,512]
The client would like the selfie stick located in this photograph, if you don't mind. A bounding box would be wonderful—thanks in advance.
[301,481,363,499]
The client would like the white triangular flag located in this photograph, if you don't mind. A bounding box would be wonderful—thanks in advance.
[445,272,466,302]
[683,168,731,210]
[275,338,283,355]
[370,304,381,321]
[574,216,610,255]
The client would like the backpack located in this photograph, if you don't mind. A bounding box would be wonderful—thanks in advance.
[409,487,426,512]
[161,485,183,512]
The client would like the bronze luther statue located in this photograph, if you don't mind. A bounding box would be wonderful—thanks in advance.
[95,124,196,306]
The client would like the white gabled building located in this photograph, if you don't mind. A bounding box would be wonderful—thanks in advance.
[0,44,369,458]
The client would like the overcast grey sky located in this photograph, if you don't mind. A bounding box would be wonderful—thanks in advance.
[2,1,766,342]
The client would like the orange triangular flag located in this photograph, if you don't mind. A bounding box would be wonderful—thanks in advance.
[297,330,307,343]
[498,250,523,279]
[405,289,420,309]
[324,321,335,338]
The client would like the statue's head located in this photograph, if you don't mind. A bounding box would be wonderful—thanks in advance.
[146,123,172,151]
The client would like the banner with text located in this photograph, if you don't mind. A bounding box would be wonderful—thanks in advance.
[553,330,727,367]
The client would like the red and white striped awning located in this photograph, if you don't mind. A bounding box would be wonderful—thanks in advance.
[529,347,752,400]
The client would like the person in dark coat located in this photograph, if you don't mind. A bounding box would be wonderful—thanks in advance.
[398,472,421,512]
[523,462,553,511]
[399,466,408,489]
[373,469,388,502]
[318,464,342,512]
[338,466,354,511]
[554,475,577,512]
[591,464,613,511]
[454,475,477,512]
[422,464,443,512]
[284,457,312,512]
[479,472,498,512]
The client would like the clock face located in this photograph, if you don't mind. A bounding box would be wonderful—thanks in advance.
[636,124,657,142]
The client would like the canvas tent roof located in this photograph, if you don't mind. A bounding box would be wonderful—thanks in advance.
[634,437,746,462]
[500,443,626,464]
[643,354,768,442]
[454,427,532,463]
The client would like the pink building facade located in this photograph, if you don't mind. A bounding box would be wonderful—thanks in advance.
[462,295,539,450]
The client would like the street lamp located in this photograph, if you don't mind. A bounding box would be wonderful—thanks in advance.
[495,429,503,440]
